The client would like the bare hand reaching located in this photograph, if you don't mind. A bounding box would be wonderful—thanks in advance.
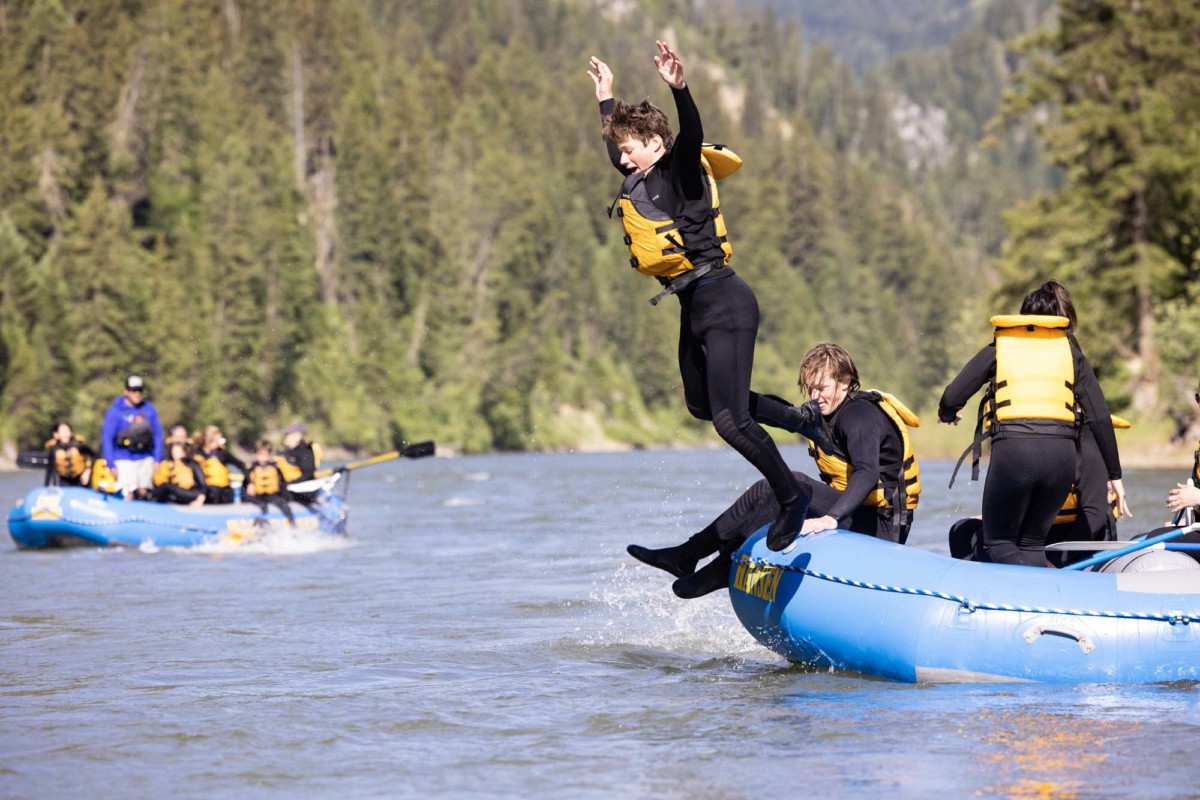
[653,41,685,89]
[587,56,614,102]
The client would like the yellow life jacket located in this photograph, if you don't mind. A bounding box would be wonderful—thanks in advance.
[276,455,302,483]
[950,315,1079,488]
[90,458,117,493]
[990,314,1076,423]
[200,451,231,488]
[610,145,741,280]
[1052,485,1123,528]
[806,391,922,513]
[250,462,284,495]
[154,459,196,490]
[46,439,87,480]
[1052,415,1130,526]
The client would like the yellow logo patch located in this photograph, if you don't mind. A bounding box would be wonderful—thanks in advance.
[30,494,63,521]
[733,555,782,602]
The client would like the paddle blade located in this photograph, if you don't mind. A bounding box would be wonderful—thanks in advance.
[401,441,435,459]
[17,450,49,469]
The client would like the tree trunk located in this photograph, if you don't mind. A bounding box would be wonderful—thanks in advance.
[1131,186,1159,414]
[291,41,306,195]
[309,136,338,306]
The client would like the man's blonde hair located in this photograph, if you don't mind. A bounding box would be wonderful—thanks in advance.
[798,343,860,393]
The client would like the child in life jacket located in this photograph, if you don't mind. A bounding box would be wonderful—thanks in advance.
[245,439,295,525]
[195,425,248,504]
[151,441,208,506]
[44,422,96,487]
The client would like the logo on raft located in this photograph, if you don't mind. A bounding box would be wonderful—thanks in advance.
[732,555,782,602]
[30,494,63,521]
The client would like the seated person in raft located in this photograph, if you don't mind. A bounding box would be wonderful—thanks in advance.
[627,342,922,598]
[1165,385,1200,555]
[279,421,322,505]
[195,425,247,505]
[151,441,208,506]
[43,421,96,488]
[245,439,296,526]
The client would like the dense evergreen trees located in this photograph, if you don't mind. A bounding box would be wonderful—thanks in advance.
[0,0,1195,453]
[996,0,1200,429]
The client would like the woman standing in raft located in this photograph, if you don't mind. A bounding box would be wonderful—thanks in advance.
[587,42,810,549]
[939,280,1128,566]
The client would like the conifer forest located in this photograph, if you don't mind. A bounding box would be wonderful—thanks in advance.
[1,0,1198,454]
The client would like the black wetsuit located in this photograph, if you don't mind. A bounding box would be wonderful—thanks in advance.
[697,395,913,550]
[200,448,248,505]
[44,440,96,487]
[600,87,800,508]
[939,335,1121,566]
[151,461,207,505]
[282,440,319,505]
[1049,423,1117,543]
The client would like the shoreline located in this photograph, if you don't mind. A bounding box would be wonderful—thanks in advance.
[0,440,1191,472]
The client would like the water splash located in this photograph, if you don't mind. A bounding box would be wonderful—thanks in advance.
[177,527,354,556]
[584,559,763,658]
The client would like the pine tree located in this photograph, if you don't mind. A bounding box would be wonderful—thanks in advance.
[998,0,1200,413]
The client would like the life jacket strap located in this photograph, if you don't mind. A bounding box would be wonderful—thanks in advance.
[647,260,722,306]
[948,393,992,489]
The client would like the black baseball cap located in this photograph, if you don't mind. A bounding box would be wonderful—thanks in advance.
[125,375,145,391]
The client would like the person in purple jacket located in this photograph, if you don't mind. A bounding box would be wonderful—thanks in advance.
[100,374,163,499]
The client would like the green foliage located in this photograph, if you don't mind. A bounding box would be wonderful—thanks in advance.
[996,0,1200,415]
[0,0,1081,455]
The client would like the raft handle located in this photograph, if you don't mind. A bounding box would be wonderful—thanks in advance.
[1022,623,1095,654]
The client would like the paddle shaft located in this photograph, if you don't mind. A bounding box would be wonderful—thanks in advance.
[315,451,399,478]
[1046,541,1200,553]
[311,441,435,478]
[1062,526,1196,571]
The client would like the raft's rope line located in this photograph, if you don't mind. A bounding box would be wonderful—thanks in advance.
[737,555,1200,626]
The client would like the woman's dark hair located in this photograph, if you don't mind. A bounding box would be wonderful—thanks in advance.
[1020,279,1077,331]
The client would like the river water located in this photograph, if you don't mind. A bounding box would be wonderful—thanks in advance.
[1,446,1198,799]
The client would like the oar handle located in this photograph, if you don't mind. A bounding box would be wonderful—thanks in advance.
[1063,525,1197,571]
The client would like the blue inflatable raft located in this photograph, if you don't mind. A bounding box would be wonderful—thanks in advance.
[729,529,1200,684]
[7,480,348,549]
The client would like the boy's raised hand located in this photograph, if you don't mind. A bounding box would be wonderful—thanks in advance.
[654,40,684,89]
[588,56,614,102]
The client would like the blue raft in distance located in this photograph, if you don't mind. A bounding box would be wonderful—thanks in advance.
[7,484,348,549]
[728,529,1200,684]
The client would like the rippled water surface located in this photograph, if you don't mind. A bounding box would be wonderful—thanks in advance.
[2,447,1198,799]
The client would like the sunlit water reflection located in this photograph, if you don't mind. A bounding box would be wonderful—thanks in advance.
[1,446,1197,799]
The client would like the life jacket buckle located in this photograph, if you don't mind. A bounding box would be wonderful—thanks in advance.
[647,261,721,306]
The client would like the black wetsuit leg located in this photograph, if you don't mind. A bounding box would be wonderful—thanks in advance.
[1072,428,1115,542]
[153,485,202,504]
[980,436,1075,566]
[700,472,905,546]
[206,486,234,504]
[250,494,295,524]
[677,274,800,506]
[702,476,780,549]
